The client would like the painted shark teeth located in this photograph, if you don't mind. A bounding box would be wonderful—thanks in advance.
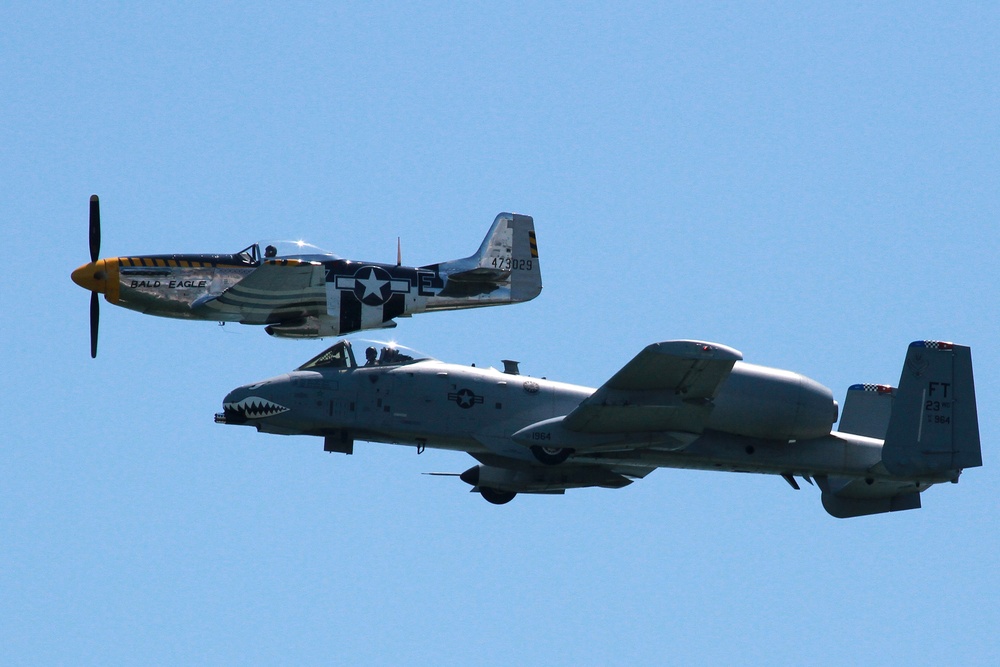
[224,396,289,419]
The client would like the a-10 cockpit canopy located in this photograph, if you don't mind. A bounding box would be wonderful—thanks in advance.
[234,240,340,266]
[297,340,432,371]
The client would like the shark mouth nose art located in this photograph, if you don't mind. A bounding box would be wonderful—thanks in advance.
[224,396,290,420]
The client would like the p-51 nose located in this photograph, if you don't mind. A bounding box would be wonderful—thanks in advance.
[71,260,106,293]
[71,258,120,303]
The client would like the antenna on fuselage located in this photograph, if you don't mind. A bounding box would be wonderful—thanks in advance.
[396,236,401,266]
[502,360,521,375]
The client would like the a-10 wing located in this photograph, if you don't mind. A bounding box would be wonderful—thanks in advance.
[485,341,743,497]
[562,340,743,436]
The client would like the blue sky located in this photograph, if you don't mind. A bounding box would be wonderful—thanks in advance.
[3,2,998,664]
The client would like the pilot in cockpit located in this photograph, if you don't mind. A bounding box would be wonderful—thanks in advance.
[365,346,378,366]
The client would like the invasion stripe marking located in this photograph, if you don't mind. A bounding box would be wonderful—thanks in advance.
[214,295,327,309]
[221,295,327,305]
[221,285,325,298]
[224,291,327,301]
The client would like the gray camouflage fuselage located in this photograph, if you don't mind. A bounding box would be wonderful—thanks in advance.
[217,339,981,517]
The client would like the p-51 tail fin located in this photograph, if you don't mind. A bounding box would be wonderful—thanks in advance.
[882,341,982,476]
[424,213,541,305]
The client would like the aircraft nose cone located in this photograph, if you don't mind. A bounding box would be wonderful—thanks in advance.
[218,389,250,425]
[222,386,250,407]
[219,379,292,425]
[71,260,108,294]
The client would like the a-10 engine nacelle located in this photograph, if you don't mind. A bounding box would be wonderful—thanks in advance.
[512,361,838,452]
[708,362,838,441]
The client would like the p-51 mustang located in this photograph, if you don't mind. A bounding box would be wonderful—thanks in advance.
[216,338,981,518]
[71,196,541,357]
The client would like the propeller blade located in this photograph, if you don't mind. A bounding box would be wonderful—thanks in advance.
[89,194,101,263]
[90,291,99,358]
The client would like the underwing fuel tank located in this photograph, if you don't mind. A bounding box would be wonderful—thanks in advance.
[460,464,633,493]
[708,362,838,441]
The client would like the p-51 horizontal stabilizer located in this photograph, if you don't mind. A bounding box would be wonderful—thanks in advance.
[427,213,540,303]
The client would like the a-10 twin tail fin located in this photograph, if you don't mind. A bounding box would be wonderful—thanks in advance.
[882,341,982,475]
[823,341,981,518]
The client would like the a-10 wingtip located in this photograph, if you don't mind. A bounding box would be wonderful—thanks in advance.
[646,340,743,362]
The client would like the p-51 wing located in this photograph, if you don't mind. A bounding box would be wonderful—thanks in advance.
[193,259,326,324]
[514,340,743,453]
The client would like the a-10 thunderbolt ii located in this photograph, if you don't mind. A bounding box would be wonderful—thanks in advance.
[71,196,541,357]
[216,337,981,518]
